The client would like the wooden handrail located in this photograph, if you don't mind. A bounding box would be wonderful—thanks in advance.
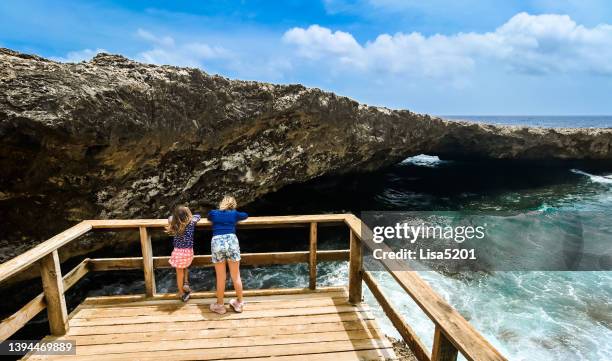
[0,259,90,341]
[344,214,506,361]
[0,215,349,284]
[0,221,92,283]
[86,214,350,229]
[363,270,431,361]
[88,250,349,271]
[0,213,506,361]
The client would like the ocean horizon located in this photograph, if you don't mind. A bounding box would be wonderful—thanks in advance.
[441,115,612,128]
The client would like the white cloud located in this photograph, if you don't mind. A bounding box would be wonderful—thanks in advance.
[50,48,107,63]
[492,13,612,75]
[282,25,364,65]
[136,29,174,47]
[283,25,360,58]
[136,28,232,68]
[283,12,612,81]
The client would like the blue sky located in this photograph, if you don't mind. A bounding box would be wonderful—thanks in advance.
[1,0,611,115]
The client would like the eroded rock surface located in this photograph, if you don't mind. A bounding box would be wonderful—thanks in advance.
[1,48,612,264]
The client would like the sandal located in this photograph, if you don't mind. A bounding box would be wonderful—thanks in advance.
[209,303,227,314]
[229,298,244,313]
[180,292,190,302]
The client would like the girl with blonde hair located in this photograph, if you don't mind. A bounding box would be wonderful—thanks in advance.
[207,196,248,313]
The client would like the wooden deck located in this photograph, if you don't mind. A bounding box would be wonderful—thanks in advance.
[2,215,507,361]
[24,289,397,361]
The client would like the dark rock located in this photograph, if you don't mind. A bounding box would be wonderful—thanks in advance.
[1,48,611,265]
[387,336,418,361]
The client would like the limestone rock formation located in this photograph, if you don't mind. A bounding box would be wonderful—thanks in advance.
[1,48,611,264]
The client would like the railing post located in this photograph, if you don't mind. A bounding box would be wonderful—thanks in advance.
[432,325,459,361]
[139,226,156,297]
[309,222,318,290]
[39,250,68,335]
[348,229,362,304]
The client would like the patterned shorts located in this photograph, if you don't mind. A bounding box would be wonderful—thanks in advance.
[211,234,241,263]
[169,248,194,268]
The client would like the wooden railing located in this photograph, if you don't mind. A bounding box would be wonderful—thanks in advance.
[0,214,506,361]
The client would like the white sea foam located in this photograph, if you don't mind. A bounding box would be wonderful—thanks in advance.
[571,169,612,184]
[401,154,448,167]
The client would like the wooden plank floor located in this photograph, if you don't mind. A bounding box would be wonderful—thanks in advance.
[24,289,396,360]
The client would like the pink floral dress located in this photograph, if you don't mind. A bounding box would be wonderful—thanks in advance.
[168,214,200,268]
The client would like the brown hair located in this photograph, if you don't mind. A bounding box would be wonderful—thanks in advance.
[165,205,193,236]
[219,196,237,210]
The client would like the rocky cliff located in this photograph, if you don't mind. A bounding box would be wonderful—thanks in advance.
[1,48,611,265]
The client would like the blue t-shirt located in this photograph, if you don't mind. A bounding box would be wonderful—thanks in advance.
[171,214,201,248]
[208,209,248,236]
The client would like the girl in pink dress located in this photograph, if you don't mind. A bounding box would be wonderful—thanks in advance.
[166,205,200,302]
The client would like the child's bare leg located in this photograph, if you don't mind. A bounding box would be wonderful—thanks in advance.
[214,261,227,305]
[176,268,185,296]
[228,260,243,303]
[183,268,191,293]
